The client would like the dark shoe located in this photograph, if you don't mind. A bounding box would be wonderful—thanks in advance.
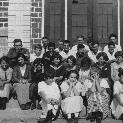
[20,104,26,110]
[44,110,53,123]
[31,103,36,110]
[74,118,78,123]
[37,118,45,123]
[37,103,42,110]
[96,118,101,123]
[1,97,7,110]
[25,102,31,110]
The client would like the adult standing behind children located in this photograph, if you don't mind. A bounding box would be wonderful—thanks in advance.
[70,35,90,57]
[30,44,43,63]
[103,33,122,53]
[7,39,29,68]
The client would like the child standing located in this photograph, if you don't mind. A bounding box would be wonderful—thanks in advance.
[38,74,61,123]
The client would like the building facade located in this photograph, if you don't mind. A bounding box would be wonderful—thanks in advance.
[0,0,123,55]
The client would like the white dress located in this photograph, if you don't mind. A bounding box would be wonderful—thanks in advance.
[38,81,61,116]
[111,81,123,119]
[60,81,85,114]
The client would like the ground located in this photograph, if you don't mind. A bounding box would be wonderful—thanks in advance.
[0,99,121,123]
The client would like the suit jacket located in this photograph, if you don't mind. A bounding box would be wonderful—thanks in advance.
[12,64,31,83]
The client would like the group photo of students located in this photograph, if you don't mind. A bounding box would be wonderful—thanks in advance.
[0,33,123,123]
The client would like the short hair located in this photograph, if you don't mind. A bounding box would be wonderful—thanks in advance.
[77,35,84,39]
[13,39,22,44]
[34,44,42,50]
[16,53,27,61]
[81,57,92,68]
[42,36,48,40]
[48,42,55,49]
[90,66,101,75]
[0,56,9,64]
[45,73,54,80]
[109,33,117,39]
[91,41,99,46]
[67,55,76,66]
[114,51,123,58]
[69,70,79,80]
[52,52,62,61]
[63,40,70,44]
[96,52,109,61]
[108,41,115,47]
[118,68,123,77]
[77,44,85,50]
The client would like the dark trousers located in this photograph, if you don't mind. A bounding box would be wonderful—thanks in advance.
[29,83,40,104]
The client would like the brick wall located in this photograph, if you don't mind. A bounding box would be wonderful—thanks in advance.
[31,0,42,52]
[8,0,31,50]
[0,0,8,56]
[0,0,8,28]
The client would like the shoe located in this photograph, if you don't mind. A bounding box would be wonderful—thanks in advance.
[20,104,26,110]
[74,118,78,123]
[37,103,42,110]
[31,103,36,110]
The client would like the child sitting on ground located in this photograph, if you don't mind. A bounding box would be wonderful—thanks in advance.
[38,73,61,123]
[60,70,86,123]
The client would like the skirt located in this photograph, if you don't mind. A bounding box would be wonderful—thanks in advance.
[87,91,110,119]
[0,84,12,98]
[61,96,83,114]
[13,83,31,105]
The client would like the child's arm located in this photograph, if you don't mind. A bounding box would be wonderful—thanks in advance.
[38,91,51,104]
[62,83,73,98]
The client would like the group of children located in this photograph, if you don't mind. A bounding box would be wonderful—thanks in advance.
[0,34,123,123]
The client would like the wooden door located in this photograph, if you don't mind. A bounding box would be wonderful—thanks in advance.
[93,0,118,47]
[68,0,118,46]
[67,0,90,45]
[44,0,65,45]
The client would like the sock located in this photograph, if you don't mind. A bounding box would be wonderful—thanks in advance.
[68,114,71,119]
[75,113,79,117]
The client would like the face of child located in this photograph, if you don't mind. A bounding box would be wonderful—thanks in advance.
[18,57,25,66]
[1,60,8,70]
[53,58,60,65]
[90,71,99,80]
[116,56,123,64]
[36,64,42,71]
[108,45,115,54]
[35,48,42,56]
[98,56,105,65]
[69,73,77,82]
[48,47,55,52]
[68,59,73,66]
[45,77,53,85]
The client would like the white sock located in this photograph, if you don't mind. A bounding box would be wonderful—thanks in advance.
[68,114,71,119]
[75,113,79,117]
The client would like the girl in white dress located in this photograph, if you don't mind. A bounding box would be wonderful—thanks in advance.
[111,68,123,122]
[38,73,61,122]
[60,70,86,122]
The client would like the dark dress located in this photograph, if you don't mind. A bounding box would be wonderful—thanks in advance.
[45,64,66,85]
[29,68,45,102]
